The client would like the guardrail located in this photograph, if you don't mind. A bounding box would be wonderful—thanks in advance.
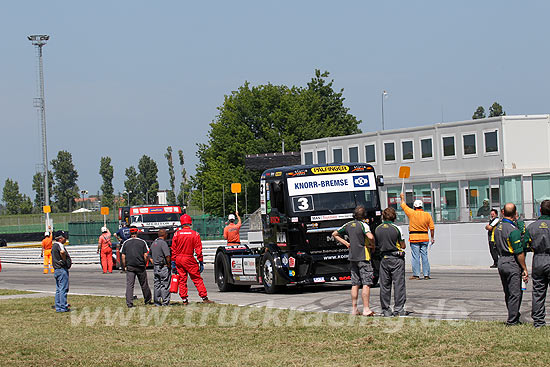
[0,240,230,265]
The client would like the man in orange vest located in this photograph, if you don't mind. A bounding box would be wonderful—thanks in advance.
[223,211,241,245]
[400,192,435,280]
[97,226,113,273]
[41,226,54,274]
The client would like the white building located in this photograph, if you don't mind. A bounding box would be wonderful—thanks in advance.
[301,114,550,223]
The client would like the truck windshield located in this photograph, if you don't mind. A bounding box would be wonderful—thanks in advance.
[289,190,379,215]
[131,213,181,223]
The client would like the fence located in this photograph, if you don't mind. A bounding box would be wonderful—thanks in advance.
[0,212,117,234]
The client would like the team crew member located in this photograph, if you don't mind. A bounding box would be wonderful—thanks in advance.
[114,222,131,272]
[400,192,435,280]
[375,207,407,317]
[494,203,529,326]
[97,227,113,273]
[149,229,171,306]
[171,214,213,304]
[525,200,550,327]
[223,211,241,245]
[41,226,54,274]
[52,230,72,313]
[121,226,152,308]
[332,206,375,316]
[486,209,500,268]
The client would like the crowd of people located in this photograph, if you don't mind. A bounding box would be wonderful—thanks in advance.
[47,199,550,328]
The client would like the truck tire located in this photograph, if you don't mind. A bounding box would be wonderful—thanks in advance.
[215,252,235,292]
[262,252,282,294]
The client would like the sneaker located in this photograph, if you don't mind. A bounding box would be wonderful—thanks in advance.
[202,297,215,304]
[182,298,189,306]
[409,276,420,280]
[424,276,431,280]
[392,310,412,317]
[382,310,393,317]
[490,264,498,268]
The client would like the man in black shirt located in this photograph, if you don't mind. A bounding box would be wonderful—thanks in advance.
[52,230,71,312]
[121,226,152,308]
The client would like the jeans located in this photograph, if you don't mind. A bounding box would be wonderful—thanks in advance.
[410,242,430,277]
[54,268,70,312]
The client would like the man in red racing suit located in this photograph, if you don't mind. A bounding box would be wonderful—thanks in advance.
[171,214,213,304]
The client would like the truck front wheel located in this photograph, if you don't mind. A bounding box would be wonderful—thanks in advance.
[215,252,235,292]
[262,252,283,294]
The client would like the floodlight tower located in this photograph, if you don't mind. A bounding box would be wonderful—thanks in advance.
[28,34,51,229]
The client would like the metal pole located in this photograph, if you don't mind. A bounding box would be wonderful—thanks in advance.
[381,90,385,131]
[245,184,248,215]
[29,35,50,229]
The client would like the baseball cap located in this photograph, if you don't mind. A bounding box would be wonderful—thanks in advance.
[129,225,139,234]
[44,231,50,237]
[101,226,108,233]
[413,200,423,208]
[54,230,68,239]
[228,214,236,221]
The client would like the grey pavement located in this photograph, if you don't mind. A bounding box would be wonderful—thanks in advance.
[0,263,548,323]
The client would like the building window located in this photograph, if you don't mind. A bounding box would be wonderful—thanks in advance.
[348,146,359,163]
[463,133,477,155]
[440,182,459,221]
[332,148,343,163]
[468,179,490,220]
[384,142,395,162]
[484,130,498,153]
[442,136,456,158]
[386,186,406,223]
[500,176,523,216]
[317,150,326,165]
[365,144,376,163]
[402,140,414,161]
[533,173,550,217]
[421,138,433,159]
[304,152,313,165]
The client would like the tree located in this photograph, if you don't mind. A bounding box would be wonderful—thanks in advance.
[177,149,191,208]
[2,179,21,214]
[124,166,140,206]
[192,70,362,216]
[164,147,177,205]
[472,106,486,120]
[51,151,79,212]
[137,155,159,205]
[20,195,33,214]
[488,102,506,117]
[31,170,53,209]
[99,157,115,208]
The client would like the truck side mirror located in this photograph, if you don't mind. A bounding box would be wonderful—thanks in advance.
[377,175,384,186]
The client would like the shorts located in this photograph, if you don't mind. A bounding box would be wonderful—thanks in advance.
[350,260,374,287]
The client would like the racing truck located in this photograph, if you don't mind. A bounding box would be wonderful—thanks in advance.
[118,205,184,246]
[214,163,384,293]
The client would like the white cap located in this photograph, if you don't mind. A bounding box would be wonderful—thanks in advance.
[228,214,236,221]
[483,198,489,202]
[413,199,423,208]
[44,232,50,237]
[101,226,108,233]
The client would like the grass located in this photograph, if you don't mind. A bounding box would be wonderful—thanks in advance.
[0,289,33,296]
[0,294,549,366]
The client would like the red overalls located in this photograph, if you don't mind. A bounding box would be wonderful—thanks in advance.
[171,226,207,299]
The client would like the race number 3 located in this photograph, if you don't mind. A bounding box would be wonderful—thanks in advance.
[292,195,314,212]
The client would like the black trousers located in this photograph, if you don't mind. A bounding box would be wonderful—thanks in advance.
[489,241,499,265]
[498,256,523,325]
[532,254,550,327]
[126,267,152,307]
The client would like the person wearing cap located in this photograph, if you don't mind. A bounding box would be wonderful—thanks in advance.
[121,226,152,308]
[400,192,435,280]
[477,198,491,218]
[97,226,113,274]
[41,225,54,274]
[52,230,72,312]
[494,203,529,326]
[171,214,213,304]
[223,211,242,245]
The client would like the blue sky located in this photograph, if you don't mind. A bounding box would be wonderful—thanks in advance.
[1,1,549,198]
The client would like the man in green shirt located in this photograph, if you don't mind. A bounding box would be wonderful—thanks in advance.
[525,200,550,327]
[493,203,529,325]
[332,206,375,316]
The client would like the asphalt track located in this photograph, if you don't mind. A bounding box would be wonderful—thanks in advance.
[1,263,548,323]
